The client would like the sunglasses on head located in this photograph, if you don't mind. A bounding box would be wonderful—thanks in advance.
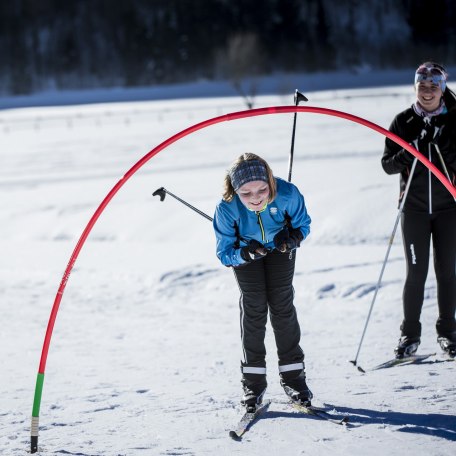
[416,65,446,76]
[415,64,447,88]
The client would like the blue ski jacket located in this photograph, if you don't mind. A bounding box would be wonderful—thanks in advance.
[213,177,311,266]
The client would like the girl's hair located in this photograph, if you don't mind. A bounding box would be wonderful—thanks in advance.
[443,86,456,112]
[223,153,277,202]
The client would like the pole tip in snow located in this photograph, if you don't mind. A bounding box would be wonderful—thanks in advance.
[294,90,308,105]
[349,360,366,373]
[152,187,167,201]
[31,436,38,453]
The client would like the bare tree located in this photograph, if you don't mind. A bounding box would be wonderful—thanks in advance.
[225,32,264,109]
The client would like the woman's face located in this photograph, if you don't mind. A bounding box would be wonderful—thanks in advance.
[416,81,443,112]
[237,180,270,211]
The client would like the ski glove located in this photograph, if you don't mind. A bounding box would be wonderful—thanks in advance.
[240,240,268,262]
[395,148,414,167]
[273,227,304,253]
[419,121,440,144]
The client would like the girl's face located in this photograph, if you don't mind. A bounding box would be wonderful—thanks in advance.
[416,81,443,112]
[237,180,270,211]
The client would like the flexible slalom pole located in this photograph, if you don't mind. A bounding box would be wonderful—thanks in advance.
[350,153,419,372]
[31,105,456,453]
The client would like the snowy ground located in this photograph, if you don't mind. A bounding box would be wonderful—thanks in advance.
[1,82,455,455]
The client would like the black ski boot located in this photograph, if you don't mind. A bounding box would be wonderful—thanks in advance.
[437,333,456,358]
[280,369,313,406]
[241,374,267,412]
[394,336,420,359]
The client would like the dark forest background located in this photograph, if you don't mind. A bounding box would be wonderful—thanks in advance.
[1,0,456,96]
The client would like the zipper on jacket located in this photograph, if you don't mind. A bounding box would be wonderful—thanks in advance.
[256,212,266,242]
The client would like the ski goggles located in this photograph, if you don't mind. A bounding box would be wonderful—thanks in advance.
[415,64,447,90]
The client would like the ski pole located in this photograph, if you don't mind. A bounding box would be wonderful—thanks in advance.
[153,187,255,249]
[287,90,308,182]
[350,147,419,372]
[152,187,213,221]
[433,143,456,203]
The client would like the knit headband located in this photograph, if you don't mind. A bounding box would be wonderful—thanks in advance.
[229,159,269,191]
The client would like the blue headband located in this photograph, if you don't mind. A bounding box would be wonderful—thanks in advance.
[229,159,269,191]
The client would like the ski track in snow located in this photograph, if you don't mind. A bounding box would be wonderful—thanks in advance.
[1,86,455,455]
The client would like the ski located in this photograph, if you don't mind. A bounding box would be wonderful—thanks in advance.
[290,402,349,425]
[228,399,271,440]
[434,351,456,363]
[370,353,436,371]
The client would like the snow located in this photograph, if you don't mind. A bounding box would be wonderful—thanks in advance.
[1,77,455,455]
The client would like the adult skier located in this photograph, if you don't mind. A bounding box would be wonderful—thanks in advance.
[381,62,456,358]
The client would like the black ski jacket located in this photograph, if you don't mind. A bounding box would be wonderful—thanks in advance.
[382,106,456,213]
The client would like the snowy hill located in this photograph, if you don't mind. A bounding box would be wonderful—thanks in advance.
[1,83,455,455]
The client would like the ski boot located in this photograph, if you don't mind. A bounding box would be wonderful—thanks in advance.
[394,336,420,359]
[437,333,456,358]
[241,374,267,412]
[280,369,313,406]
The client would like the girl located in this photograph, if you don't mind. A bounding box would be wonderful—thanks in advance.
[213,153,312,410]
[381,62,456,359]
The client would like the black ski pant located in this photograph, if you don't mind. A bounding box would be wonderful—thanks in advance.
[400,209,456,339]
[233,249,304,378]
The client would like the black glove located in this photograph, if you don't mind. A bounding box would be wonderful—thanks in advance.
[273,227,304,253]
[396,148,414,166]
[240,240,268,262]
[396,121,440,168]
[419,121,438,144]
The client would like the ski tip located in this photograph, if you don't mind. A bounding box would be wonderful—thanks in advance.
[370,352,437,371]
[229,430,242,441]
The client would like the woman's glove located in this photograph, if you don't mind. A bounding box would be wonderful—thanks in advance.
[240,240,268,262]
[273,227,304,253]
[396,148,415,166]
[420,120,440,144]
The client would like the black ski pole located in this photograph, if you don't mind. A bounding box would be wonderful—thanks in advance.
[433,143,456,203]
[350,146,419,373]
[287,90,308,182]
[153,187,252,247]
[152,187,213,221]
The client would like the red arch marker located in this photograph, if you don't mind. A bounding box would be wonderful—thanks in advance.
[30,105,456,453]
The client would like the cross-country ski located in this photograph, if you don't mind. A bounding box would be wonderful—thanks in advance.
[229,400,272,440]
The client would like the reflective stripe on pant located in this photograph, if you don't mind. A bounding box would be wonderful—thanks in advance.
[233,249,304,369]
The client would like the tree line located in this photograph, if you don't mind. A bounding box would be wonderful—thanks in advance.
[1,0,455,96]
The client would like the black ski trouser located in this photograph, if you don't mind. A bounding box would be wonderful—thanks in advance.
[233,249,304,375]
[400,209,456,338]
